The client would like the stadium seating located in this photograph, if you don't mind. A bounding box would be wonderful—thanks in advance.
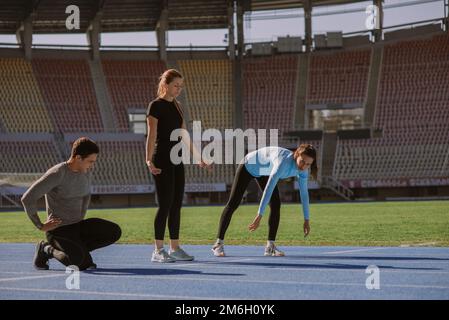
[101,59,166,132]
[243,55,298,136]
[32,59,104,133]
[183,139,237,185]
[333,33,449,181]
[0,138,62,174]
[177,59,235,184]
[178,59,233,130]
[184,164,236,185]
[0,58,53,133]
[307,49,371,105]
[81,139,151,186]
[1,32,448,190]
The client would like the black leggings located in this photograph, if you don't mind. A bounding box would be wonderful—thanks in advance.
[152,163,185,240]
[46,218,121,271]
[217,163,281,241]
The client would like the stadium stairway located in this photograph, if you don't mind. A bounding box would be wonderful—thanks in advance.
[321,132,337,177]
[0,193,21,209]
[293,53,308,129]
[364,45,383,126]
[320,132,353,200]
[88,60,118,132]
[53,131,70,159]
[321,176,354,201]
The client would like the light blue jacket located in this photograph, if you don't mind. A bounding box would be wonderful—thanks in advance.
[244,146,310,220]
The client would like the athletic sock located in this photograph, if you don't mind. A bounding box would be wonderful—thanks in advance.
[44,244,66,261]
[43,245,52,256]
[215,239,224,246]
[267,240,275,247]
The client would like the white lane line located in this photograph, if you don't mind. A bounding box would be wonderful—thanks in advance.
[0,271,58,275]
[92,260,449,275]
[1,261,446,275]
[323,248,389,255]
[0,274,67,283]
[89,264,449,276]
[174,258,255,268]
[0,286,234,300]
[2,277,449,293]
[85,273,449,289]
[0,259,448,275]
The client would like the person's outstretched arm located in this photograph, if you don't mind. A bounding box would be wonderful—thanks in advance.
[298,172,311,236]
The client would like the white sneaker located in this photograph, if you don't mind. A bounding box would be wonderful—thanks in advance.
[151,248,175,263]
[168,247,194,261]
[264,244,285,257]
[212,243,226,257]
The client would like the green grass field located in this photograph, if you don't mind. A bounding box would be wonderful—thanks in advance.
[1,201,448,246]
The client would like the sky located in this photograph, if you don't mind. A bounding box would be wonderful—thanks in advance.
[0,0,445,47]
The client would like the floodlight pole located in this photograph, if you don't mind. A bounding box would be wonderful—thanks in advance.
[304,0,312,53]
[156,3,169,63]
[228,0,235,60]
[87,12,102,61]
[445,0,449,32]
[234,0,244,130]
[16,15,33,60]
[236,0,244,59]
[16,1,39,60]
[373,0,384,42]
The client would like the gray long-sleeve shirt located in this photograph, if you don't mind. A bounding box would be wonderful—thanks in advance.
[21,162,92,230]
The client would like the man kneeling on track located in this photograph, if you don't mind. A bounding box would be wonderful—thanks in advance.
[22,137,122,271]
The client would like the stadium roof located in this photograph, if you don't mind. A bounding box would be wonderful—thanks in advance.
[0,0,370,34]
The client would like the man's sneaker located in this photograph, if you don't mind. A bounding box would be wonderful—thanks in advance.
[264,244,285,257]
[169,248,194,261]
[33,241,50,270]
[151,248,176,263]
[211,243,225,257]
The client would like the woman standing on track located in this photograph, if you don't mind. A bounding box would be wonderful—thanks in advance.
[146,69,210,263]
[212,144,318,257]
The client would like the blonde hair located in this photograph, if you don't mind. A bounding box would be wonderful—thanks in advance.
[157,69,183,98]
[156,69,185,121]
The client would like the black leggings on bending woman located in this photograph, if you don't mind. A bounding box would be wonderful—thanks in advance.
[217,163,281,241]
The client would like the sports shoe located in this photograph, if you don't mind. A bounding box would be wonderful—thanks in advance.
[211,243,225,257]
[151,248,175,263]
[169,247,194,261]
[264,244,285,257]
[33,241,50,270]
